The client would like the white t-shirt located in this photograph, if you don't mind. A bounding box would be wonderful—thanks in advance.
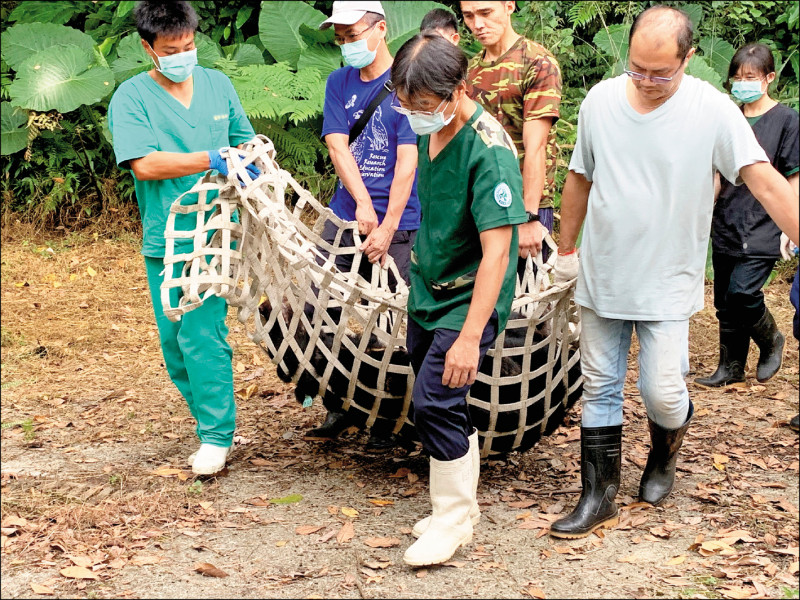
[569,74,769,320]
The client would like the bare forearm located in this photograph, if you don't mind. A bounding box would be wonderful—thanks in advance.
[522,145,546,211]
[383,149,417,231]
[558,171,591,252]
[326,137,371,207]
[131,151,209,181]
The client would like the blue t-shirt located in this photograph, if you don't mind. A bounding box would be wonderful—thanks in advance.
[108,66,255,257]
[321,66,420,231]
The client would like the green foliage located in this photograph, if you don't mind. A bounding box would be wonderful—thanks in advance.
[1,0,797,226]
[9,45,114,113]
[233,63,325,124]
[1,102,28,156]
[2,22,96,70]
[383,1,454,55]
[258,1,328,69]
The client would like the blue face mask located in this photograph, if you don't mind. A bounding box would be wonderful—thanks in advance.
[406,97,459,136]
[148,44,197,83]
[340,26,378,69]
[731,79,764,103]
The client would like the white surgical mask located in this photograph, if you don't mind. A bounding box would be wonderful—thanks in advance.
[731,79,765,103]
[147,43,197,83]
[405,97,459,135]
[340,26,378,69]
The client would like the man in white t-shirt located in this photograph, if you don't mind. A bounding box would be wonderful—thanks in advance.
[549,5,800,539]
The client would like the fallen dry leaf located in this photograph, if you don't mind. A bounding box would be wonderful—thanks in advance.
[30,583,54,595]
[525,586,546,599]
[388,468,410,478]
[363,537,401,548]
[296,525,325,536]
[150,467,183,477]
[719,585,753,599]
[66,555,94,568]
[59,566,99,580]
[337,521,355,544]
[617,554,638,563]
[341,507,359,518]
[666,555,686,565]
[194,562,229,578]
[130,555,163,566]
[1,516,28,529]
[368,499,394,506]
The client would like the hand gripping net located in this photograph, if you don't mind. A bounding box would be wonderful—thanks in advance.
[161,136,582,458]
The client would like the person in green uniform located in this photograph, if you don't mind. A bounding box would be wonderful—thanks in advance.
[108,1,257,475]
[390,33,526,567]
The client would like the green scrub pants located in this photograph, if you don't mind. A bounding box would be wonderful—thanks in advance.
[145,257,235,447]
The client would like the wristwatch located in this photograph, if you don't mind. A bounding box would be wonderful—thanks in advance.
[525,210,540,223]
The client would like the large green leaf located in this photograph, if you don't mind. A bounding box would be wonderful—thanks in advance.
[683,4,704,29]
[196,32,222,68]
[383,1,452,55]
[9,45,115,112]
[1,102,28,155]
[1,23,97,71]
[111,33,151,83]
[699,37,736,81]
[258,1,328,68]
[8,1,77,25]
[593,23,630,62]
[298,45,341,80]
[232,43,266,67]
[686,54,723,91]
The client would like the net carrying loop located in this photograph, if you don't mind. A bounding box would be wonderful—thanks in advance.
[162,135,582,457]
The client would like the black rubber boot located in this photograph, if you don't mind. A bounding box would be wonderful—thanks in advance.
[365,420,398,453]
[549,425,622,539]
[789,414,799,432]
[695,328,748,387]
[750,309,785,382]
[304,410,352,440]
[639,401,693,505]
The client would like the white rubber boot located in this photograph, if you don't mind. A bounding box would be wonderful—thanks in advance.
[403,450,474,567]
[191,444,232,475]
[412,430,480,538]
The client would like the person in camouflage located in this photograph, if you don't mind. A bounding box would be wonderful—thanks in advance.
[461,1,561,262]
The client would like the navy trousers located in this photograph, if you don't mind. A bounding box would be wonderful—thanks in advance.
[407,312,498,461]
[711,253,777,328]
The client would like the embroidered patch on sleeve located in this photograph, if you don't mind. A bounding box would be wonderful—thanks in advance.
[494,182,512,207]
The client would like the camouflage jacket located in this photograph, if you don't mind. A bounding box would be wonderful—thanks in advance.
[468,36,562,208]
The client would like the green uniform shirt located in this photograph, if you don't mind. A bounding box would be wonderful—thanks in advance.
[108,66,255,257]
[409,104,526,333]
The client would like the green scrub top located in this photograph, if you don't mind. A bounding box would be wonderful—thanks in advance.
[108,66,255,257]
[409,104,526,333]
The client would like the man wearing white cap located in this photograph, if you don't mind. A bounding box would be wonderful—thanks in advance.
[308,1,420,451]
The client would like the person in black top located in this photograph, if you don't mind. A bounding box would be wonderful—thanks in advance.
[696,44,800,387]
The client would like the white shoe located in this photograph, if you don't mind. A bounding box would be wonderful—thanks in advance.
[191,444,232,475]
[403,449,475,567]
[412,430,480,538]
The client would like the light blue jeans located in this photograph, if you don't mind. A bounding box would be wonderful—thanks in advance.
[580,307,690,430]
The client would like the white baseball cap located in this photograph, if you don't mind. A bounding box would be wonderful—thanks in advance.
[319,1,385,30]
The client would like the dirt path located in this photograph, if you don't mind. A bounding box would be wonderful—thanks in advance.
[2,229,798,599]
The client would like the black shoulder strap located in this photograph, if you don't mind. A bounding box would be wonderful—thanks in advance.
[349,79,393,145]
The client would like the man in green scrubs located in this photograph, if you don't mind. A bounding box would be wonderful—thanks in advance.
[390,33,526,566]
[108,1,256,475]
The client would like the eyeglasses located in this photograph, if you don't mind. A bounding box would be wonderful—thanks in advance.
[729,76,766,83]
[334,22,378,46]
[391,95,448,117]
[625,55,687,85]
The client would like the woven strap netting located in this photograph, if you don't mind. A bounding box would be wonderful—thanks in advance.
[162,135,582,457]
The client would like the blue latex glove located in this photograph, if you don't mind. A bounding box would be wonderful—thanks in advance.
[207,148,260,185]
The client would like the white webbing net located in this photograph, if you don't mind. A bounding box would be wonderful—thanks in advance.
[161,135,582,457]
